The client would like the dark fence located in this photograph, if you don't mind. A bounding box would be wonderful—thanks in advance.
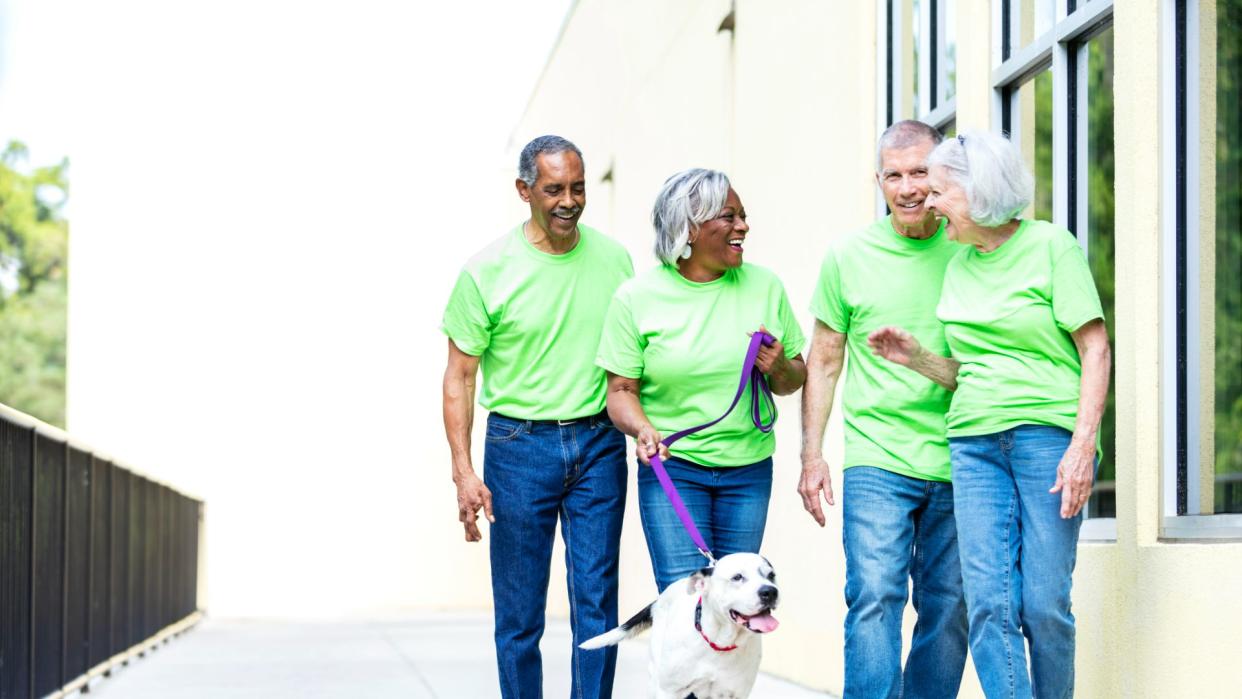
[0,406,202,699]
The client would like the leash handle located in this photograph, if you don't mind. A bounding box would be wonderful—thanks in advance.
[648,330,779,563]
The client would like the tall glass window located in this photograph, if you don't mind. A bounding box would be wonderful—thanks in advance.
[1214,0,1241,513]
[1087,26,1117,516]
[885,0,957,131]
[1012,70,1054,221]
[995,0,1117,523]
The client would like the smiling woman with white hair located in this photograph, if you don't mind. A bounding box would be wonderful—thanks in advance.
[867,129,1111,698]
[595,168,807,591]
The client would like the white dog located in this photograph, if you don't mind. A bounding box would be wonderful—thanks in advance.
[580,552,780,699]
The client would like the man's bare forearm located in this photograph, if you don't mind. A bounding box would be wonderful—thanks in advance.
[801,326,846,461]
[442,351,480,483]
[910,346,961,392]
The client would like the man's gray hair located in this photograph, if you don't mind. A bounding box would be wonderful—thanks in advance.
[928,129,1034,226]
[651,168,731,265]
[876,120,943,170]
[518,135,584,186]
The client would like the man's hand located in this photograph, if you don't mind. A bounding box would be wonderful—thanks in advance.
[1050,441,1095,518]
[798,456,836,526]
[752,324,788,375]
[635,423,669,466]
[866,326,922,366]
[455,472,494,542]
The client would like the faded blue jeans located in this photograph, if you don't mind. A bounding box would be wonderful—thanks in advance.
[842,466,969,699]
[950,425,1087,699]
[637,456,773,592]
[483,411,628,699]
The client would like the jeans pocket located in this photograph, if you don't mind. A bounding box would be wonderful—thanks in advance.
[485,418,525,442]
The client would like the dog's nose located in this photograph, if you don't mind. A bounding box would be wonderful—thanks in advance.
[758,585,778,606]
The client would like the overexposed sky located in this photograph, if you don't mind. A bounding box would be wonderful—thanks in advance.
[0,0,74,165]
[1,0,571,171]
[3,0,579,616]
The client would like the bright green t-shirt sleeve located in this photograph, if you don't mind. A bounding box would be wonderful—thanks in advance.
[776,283,807,358]
[809,247,850,333]
[596,290,644,379]
[441,270,491,356]
[1051,245,1105,333]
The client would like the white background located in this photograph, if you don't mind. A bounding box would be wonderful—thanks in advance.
[1,0,573,616]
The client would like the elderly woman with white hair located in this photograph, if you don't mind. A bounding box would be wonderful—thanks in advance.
[596,168,806,591]
[868,130,1110,698]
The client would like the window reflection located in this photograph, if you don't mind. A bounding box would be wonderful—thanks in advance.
[1086,27,1117,518]
[1013,71,1053,221]
[1214,0,1241,513]
[1013,0,1056,49]
[944,0,957,102]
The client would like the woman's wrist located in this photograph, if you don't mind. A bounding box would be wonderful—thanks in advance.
[910,343,932,368]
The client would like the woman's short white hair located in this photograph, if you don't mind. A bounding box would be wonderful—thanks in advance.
[928,129,1034,226]
[650,168,731,265]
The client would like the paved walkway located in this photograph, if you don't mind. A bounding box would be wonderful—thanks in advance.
[83,613,832,698]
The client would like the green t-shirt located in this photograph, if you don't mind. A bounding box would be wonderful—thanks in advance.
[810,216,957,482]
[441,224,634,420]
[937,219,1104,438]
[596,263,806,467]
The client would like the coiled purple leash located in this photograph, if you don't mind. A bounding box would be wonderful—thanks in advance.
[647,330,778,565]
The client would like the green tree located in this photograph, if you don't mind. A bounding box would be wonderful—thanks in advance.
[0,141,68,426]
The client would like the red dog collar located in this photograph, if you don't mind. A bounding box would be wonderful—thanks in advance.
[695,596,737,652]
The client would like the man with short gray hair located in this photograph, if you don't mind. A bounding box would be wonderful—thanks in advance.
[441,135,633,698]
[799,120,969,698]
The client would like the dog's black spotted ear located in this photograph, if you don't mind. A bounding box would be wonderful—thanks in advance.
[686,566,713,593]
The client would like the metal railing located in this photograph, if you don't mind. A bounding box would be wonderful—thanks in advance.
[0,405,203,699]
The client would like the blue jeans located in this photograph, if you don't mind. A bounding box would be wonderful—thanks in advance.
[637,456,772,592]
[483,411,628,699]
[950,425,1086,699]
[841,466,969,699]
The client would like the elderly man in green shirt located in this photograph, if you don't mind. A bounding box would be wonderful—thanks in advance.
[799,120,968,699]
[441,135,633,699]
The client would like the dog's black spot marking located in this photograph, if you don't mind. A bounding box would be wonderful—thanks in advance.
[618,602,654,634]
[698,565,714,577]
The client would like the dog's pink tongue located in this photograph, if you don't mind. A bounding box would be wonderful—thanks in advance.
[748,612,779,633]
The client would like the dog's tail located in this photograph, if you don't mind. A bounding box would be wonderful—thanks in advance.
[578,602,654,649]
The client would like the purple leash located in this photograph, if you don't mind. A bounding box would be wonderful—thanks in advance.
[647,330,778,565]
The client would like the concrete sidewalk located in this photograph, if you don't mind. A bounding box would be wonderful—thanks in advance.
[83,613,833,698]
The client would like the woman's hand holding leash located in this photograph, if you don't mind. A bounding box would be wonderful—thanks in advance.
[636,423,670,465]
[750,324,786,375]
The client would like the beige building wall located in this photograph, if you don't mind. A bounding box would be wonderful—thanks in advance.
[511,0,1242,696]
